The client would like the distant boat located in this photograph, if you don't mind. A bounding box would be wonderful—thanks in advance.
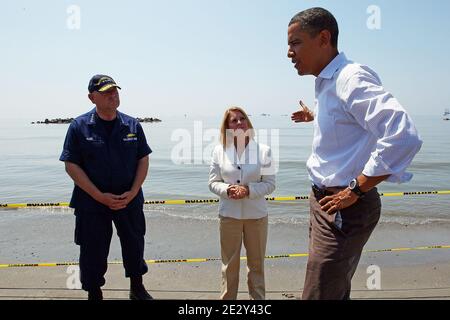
[444,109,450,121]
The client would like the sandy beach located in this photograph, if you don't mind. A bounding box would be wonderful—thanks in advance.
[1,257,450,300]
[1,210,450,300]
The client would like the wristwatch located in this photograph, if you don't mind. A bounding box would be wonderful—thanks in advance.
[348,178,365,198]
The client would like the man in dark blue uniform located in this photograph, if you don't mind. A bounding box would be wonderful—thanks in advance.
[60,74,153,300]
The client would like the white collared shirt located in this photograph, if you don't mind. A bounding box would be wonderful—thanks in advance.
[208,140,276,219]
[307,52,422,188]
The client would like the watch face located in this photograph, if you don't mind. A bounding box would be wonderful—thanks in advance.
[349,179,357,189]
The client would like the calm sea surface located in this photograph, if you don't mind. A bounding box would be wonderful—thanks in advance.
[1,114,449,226]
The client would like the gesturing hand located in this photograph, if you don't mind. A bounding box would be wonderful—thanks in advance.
[291,100,314,123]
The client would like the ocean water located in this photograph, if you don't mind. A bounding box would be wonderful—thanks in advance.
[0,114,449,227]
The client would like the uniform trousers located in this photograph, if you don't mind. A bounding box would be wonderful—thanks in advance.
[74,207,148,291]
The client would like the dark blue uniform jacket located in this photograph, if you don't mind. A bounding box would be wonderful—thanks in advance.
[60,108,152,213]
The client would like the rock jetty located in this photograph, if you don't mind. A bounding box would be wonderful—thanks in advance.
[32,118,74,124]
[136,117,162,123]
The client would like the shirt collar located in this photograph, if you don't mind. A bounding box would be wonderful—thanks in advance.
[317,52,349,80]
[86,108,95,125]
[87,108,128,127]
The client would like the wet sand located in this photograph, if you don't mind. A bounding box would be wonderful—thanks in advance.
[1,209,450,300]
[1,258,449,300]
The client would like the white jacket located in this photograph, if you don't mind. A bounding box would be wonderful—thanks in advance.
[208,140,276,219]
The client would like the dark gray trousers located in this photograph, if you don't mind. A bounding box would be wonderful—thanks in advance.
[302,188,381,300]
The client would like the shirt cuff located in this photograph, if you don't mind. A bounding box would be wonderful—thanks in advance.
[219,183,231,198]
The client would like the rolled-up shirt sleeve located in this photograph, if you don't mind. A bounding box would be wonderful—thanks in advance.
[208,147,230,198]
[59,121,82,165]
[342,70,423,183]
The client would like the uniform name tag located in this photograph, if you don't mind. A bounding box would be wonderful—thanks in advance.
[86,137,104,143]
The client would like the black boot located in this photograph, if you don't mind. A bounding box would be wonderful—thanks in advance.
[129,275,153,300]
[88,288,103,300]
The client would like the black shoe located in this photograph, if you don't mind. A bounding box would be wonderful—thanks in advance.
[129,286,153,300]
[88,288,103,300]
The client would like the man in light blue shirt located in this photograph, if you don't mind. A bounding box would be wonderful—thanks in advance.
[287,7,422,300]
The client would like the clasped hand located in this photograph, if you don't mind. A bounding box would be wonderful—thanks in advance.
[100,191,137,211]
[227,185,249,200]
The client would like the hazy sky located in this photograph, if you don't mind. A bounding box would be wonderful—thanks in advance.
[2,0,450,119]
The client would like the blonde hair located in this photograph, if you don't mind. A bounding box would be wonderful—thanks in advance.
[220,106,255,147]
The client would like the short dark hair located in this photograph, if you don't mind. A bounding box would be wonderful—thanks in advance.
[289,7,339,48]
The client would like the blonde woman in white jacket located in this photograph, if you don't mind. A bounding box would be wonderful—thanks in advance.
[208,107,276,300]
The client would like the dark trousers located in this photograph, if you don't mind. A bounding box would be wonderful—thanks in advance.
[74,207,148,291]
[302,188,381,300]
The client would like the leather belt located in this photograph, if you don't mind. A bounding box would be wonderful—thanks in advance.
[311,184,346,199]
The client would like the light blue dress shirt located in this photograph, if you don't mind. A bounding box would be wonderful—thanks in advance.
[308,52,422,188]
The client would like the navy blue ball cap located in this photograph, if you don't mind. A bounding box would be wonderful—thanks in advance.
[88,74,121,93]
